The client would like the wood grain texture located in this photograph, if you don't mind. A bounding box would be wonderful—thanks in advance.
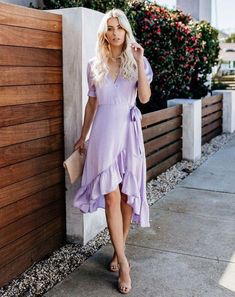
[0,84,62,106]
[0,3,61,33]
[0,101,63,127]
[0,231,64,287]
[0,199,65,249]
[0,150,64,189]
[0,216,64,268]
[202,110,222,127]
[0,66,62,86]
[0,168,64,208]
[0,24,62,49]
[147,152,182,181]
[146,140,182,170]
[202,119,222,136]
[202,102,222,117]
[202,127,222,145]
[0,2,65,286]
[202,94,222,107]
[0,184,64,228]
[142,105,182,127]
[0,134,63,168]
[143,117,182,142]
[0,2,61,23]
[0,45,62,66]
[145,128,182,156]
[0,118,63,147]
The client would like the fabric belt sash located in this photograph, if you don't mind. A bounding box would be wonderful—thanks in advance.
[130,105,143,156]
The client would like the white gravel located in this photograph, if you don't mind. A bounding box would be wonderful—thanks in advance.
[1,131,234,297]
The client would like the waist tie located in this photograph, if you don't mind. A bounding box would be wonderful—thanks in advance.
[130,105,143,156]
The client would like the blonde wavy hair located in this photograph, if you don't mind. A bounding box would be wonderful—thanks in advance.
[91,8,138,85]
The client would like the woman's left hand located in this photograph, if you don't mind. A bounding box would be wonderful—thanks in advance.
[130,42,144,62]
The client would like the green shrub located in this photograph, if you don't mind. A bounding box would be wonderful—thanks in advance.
[40,0,130,11]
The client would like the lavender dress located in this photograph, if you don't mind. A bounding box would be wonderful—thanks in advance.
[73,56,153,227]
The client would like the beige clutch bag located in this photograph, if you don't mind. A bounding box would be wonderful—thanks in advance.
[63,140,89,184]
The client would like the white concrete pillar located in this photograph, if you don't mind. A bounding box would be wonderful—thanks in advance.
[48,7,107,245]
[213,90,235,133]
[167,99,202,162]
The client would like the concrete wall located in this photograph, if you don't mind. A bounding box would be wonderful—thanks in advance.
[48,7,107,245]
[177,0,212,23]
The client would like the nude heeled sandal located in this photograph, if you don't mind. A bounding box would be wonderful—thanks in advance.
[117,261,132,294]
[109,261,120,272]
[109,247,127,272]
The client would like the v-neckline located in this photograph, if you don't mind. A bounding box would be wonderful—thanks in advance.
[108,71,120,83]
[108,63,121,84]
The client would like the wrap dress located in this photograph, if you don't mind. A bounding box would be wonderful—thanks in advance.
[73,56,153,227]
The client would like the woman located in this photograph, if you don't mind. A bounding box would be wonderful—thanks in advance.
[73,8,153,294]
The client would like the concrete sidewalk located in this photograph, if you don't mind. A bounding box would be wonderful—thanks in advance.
[45,135,235,297]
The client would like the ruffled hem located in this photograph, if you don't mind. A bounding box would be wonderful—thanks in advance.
[73,149,150,227]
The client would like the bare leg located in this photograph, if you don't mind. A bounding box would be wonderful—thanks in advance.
[105,186,131,290]
[120,187,133,243]
[110,184,133,268]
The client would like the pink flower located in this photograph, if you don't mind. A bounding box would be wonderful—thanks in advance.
[156,28,161,34]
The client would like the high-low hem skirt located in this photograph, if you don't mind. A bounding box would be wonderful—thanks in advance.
[73,104,150,228]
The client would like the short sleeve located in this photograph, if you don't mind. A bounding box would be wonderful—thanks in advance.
[87,61,97,97]
[143,56,153,84]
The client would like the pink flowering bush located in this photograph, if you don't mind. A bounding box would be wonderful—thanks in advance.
[128,1,219,111]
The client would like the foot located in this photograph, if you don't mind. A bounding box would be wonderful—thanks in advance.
[118,258,132,294]
[109,251,119,272]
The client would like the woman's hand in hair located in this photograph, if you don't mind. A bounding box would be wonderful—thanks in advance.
[130,42,144,62]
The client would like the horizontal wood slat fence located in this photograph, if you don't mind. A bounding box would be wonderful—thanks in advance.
[0,2,65,287]
[201,94,223,145]
[142,105,183,181]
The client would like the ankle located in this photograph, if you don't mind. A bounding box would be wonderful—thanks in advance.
[118,256,128,265]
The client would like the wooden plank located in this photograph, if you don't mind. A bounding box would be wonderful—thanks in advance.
[0,216,64,268]
[202,102,222,117]
[145,128,182,156]
[146,140,182,169]
[202,119,222,136]
[147,152,182,181]
[0,150,63,189]
[143,117,182,142]
[0,66,62,86]
[0,3,61,33]
[0,84,63,106]
[0,199,65,249]
[0,134,63,168]
[0,101,63,127]
[0,45,62,66]
[0,168,64,208]
[0,2,61,22]
[142,105,182,127]
[0,231,64,287]
[0,184,64,228]
[0,24,62,49]
[202,127,222,145]
[0,118,63,147]
[202,94,223,107]
[202,110,222,127]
